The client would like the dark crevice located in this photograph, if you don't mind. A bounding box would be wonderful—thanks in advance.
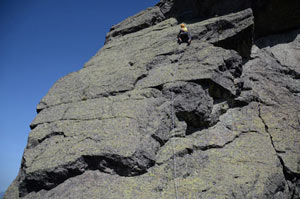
[151,134,166,147]
[19,159,85,197]
[96,89,131,98]
[258,103,282,159]
[19,152,155,197]
[168,111,262,164]
[232,98,253,108]
[30,121,59,131]
[189,78,237,100]
[163,80,213,135]
[157,51,179,57]
[27,131,66,149]
[175,103,211,135]
[176,147,194,158]
[133,73,148,86]
[267,51,300,80]
[277,156,300,183]
[157,147,197,165]
[291,188,296,199]
[194,144,223,151]
[29,123,38,130]
[213,25,254,58]
[225,58,243,79]
[207,19,235,32]
[258,103,283,155]
[187,79,210,90]
[297,111,300,129]
[213,98,228,105]
[170,78,249,135]
[279,68,300,80]
[83,153,155,177]
[36,101,48,113]
[209,81,235,100]
[150,84,164,92]
[185,125,208,136]
[196,131,247,152]
[255,29,300,49]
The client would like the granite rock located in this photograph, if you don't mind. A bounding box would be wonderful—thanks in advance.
[5,2,300,199]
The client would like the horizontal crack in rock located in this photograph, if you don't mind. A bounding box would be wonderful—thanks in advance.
[28,131,66,149]
[36,89,134,114]
[157,129,251,166]
[19,152,155,197]
[30,116,137,132]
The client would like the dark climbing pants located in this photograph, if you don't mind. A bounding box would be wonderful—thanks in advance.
[178,32,191,44]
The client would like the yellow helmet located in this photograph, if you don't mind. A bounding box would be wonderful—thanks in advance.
[180,23,185,28]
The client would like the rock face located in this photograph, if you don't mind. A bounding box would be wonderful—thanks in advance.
[5,0,300,199]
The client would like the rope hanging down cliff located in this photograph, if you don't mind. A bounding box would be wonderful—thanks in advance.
[170,49,184,199]
[171,23,192,199]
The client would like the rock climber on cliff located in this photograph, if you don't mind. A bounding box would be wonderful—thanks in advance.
[177,23,191,45]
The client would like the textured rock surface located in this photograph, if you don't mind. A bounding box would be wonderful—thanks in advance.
[5,1,300,198]
[156,0,300,37]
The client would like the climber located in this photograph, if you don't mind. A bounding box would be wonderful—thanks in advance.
[177,23,191,45]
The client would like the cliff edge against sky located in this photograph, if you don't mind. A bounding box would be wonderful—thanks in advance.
[5,0,300,198]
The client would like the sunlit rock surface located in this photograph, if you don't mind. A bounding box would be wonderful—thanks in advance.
[5,0,300,198]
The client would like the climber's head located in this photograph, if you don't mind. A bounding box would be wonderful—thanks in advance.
[180,23,188,32]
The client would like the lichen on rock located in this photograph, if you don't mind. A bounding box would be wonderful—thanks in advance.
[5,0,300,198]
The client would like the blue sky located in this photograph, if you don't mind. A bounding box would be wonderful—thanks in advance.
[0,0,159,192]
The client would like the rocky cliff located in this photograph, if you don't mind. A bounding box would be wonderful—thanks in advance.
[5,0,300,198]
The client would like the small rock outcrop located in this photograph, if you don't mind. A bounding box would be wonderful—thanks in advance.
[5,0,300,198]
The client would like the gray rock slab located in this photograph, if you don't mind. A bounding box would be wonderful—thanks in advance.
[5,3,300,199]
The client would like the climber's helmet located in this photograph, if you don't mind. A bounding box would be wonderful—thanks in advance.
[180,23,188,32]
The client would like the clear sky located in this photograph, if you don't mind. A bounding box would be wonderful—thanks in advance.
[0,0,159,192]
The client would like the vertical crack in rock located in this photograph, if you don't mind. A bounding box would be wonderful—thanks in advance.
[258,103,300,196]
[5,1,300,199]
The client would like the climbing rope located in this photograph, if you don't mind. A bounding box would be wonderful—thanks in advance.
[170,49,182,199]
[171,83,179,199]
